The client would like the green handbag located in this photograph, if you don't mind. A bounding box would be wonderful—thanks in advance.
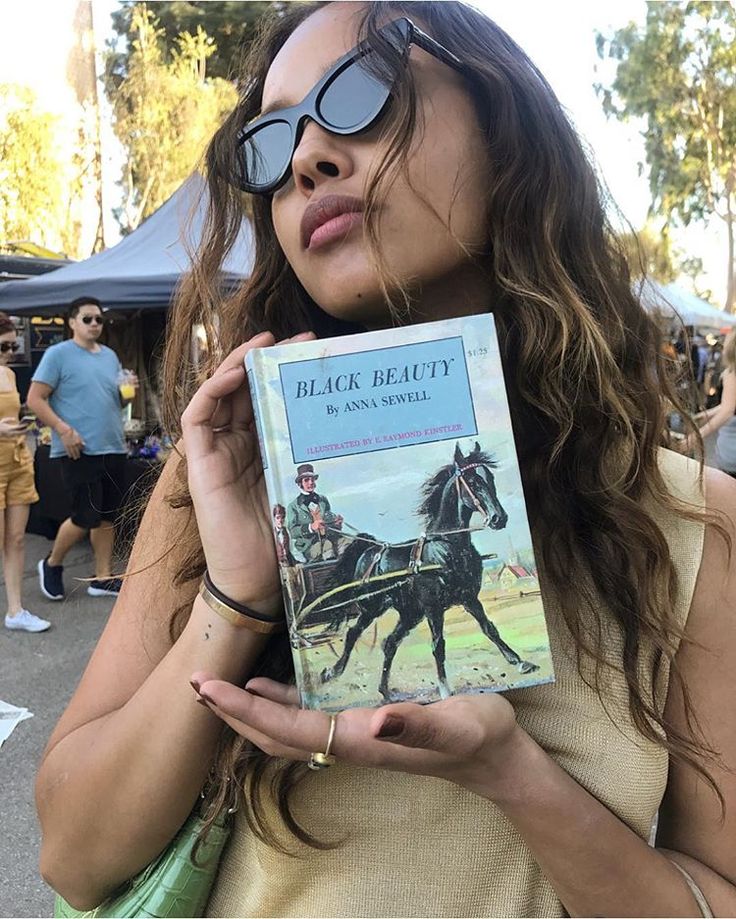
[54,808,231,919]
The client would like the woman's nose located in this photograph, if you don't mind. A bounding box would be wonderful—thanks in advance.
[291,120,355,195]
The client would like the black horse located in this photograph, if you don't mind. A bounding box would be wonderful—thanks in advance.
[318,441,538,700]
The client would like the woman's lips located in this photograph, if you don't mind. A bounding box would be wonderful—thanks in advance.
[300,194,365,250]
[307,211,364,251]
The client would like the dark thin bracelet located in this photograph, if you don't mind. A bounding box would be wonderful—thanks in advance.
[200,570,285,633]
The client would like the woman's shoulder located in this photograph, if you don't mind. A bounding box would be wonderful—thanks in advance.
[0,365,17,391]
[656,447,703,505]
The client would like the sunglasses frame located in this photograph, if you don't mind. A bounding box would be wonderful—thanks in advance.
[0,342,20,353]
[80,315,105,326]
[235,17,466,194]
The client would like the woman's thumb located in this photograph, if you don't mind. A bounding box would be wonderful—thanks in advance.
[371,703,454,753]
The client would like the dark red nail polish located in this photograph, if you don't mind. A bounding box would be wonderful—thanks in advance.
[199,691,216,706]
[376,715,404,738]
[189,679,201,693]
[195,697,211,708]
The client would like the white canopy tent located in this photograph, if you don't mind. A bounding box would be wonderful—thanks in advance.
[640,280,736,330]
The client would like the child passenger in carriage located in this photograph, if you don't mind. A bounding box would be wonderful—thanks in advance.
[37,2,735,917]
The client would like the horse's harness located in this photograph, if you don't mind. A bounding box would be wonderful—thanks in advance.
[295,462,495,628]
[356,461,491,581]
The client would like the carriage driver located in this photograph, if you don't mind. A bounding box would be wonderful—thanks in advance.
[286,464,349,562]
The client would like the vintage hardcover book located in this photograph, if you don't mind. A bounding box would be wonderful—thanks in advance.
[245,314,554,712]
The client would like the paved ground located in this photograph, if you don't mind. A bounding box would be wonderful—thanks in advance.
[1,534,115,919]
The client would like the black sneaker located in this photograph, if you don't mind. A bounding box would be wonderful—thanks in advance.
[38,557,65,601]
[87,578,122,597]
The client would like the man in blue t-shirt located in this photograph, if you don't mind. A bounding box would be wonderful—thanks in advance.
[28,297,137,601]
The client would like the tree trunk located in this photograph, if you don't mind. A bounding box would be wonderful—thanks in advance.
[725,214,736,313]
[726,172,736,313]
[726,211,735,313]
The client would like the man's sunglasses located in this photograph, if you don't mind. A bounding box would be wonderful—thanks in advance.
[80,315,105,326]
[234,17,466,195]
[0,342,20,353]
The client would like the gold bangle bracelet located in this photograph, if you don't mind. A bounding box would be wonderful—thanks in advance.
[198,581,285,634]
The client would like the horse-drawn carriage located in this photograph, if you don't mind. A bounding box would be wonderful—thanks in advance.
[277,442,539,703]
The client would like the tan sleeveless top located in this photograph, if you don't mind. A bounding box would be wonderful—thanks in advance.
[0,375,30,465]
[207,449,704,918]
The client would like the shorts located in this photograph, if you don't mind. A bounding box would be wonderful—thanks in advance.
[59,453,127,529]
[0,445,38,511]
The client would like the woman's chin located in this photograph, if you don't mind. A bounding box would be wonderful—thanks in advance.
[314,294,397,330]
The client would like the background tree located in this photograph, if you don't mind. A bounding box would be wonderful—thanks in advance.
[107,5,237,231]
[596,2,736,311]
[618,222,677,283]
[108,0,278,86]
[0,84,91,257]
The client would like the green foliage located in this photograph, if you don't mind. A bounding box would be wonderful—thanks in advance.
[107,5,238,231]
[108,1,279,84]
[597,2,736,309]
[0,85,69,253]
[618,223,677,283]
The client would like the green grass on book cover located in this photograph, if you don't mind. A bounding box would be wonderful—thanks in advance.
[245,313,554,712]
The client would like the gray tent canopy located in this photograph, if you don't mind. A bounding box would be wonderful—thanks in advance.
[0,174,253,316]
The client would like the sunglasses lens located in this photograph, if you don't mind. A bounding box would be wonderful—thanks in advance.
[239,120,293,191]
[318,58,390,130]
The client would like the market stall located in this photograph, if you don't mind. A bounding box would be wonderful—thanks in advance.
[0,173,253,535]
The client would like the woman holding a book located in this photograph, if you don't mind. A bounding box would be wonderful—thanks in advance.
[37,3,735,917]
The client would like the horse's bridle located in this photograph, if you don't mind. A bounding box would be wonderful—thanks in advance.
[453,462,492,522]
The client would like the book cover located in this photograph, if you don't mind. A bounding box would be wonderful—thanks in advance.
[245,314,554,712]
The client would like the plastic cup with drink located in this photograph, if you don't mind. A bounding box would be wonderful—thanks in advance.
[118,369,137,401]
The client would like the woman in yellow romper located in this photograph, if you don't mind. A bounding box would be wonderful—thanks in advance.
[0,312,48,633]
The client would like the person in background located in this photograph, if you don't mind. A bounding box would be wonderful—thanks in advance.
[681,328,736,475]
[0,312,48,633]
[27,297,137,601]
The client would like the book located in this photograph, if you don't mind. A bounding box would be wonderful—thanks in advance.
[245,314,554,712]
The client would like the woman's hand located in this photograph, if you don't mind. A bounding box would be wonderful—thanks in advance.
[189,674,524,799]
[181,331,315,613]
[0,416,26,439]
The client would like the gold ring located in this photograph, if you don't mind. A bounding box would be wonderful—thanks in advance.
[307,713,337,770]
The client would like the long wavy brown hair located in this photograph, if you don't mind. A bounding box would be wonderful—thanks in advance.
[159,0,726,849]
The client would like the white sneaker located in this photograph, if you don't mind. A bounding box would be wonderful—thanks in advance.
[4,609,51,633]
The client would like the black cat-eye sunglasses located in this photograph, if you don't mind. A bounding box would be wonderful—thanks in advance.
[233,17,466,195]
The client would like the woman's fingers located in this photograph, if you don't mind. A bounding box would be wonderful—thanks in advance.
[191,673,307,759]
[245,677,301,706]
[203,706,311,761]
[181,366,245,457]
[187,331,317,437]
[369,698,486,755]
[195,680,449,772]
[211,332,275,378]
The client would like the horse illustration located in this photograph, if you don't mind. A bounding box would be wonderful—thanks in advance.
[318,441,538,700]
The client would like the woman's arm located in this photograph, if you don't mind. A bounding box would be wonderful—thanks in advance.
[692,370,736,442]
[35,451,270,909]
[195,469,736,917]
[36,334,292,910]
